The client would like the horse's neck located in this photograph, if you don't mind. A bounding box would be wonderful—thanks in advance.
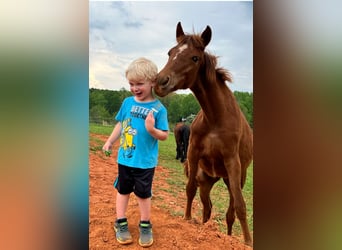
[191,79,237,124]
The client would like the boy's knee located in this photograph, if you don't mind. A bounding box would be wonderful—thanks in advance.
[134,191,152,199]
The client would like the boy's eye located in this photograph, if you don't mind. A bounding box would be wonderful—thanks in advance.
[129,82,145,88]
[130,82,141,85]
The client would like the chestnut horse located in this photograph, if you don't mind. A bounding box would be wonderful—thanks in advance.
[154,22,253,246]
[174,122,190,162]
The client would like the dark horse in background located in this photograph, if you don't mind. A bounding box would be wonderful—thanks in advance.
[154,22,253,246]
[174,121,190,163]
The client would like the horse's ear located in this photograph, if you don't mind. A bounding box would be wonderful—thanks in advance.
[176,22,185,43]
[201,25,212,48]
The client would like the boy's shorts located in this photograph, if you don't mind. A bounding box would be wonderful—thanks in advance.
[114,164,155,199]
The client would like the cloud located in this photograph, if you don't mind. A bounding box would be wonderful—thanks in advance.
[89,1,253,93]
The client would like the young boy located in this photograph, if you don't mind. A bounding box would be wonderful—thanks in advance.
[102,57,169,247]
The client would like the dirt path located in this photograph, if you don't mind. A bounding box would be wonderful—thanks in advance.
[89,133,252,249]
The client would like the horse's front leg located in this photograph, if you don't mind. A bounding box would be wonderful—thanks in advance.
[198,171,220,223]
[223,178,235,235]
[184,149,198,220]
[184,173,197,220]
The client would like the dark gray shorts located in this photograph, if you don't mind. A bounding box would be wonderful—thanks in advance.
[114,164,155,198]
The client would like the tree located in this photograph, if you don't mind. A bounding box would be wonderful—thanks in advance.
[89,89,107,110]
[88,88,253,128]
[89,105,111,123]
[103,90,121,116]
[167,94,184,123]
[181,94,200,118]
[234,91,253,128]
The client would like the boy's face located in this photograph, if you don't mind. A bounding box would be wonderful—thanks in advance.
[128,78,155,102]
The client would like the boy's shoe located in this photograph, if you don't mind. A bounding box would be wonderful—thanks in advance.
[139,221,153,247]
[113,218,133,244]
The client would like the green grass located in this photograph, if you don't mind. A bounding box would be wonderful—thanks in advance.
[90,124,253,235]
[89,137,104,152]
[158,134,188,191]
[89,123,114,157]
[89,123,114,135]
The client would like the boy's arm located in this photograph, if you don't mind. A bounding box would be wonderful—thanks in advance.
[102,122,122,151]
[148,127,169,141]
[145,112,169,141]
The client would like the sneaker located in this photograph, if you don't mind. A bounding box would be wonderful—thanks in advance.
[139,221,153,247]
[114,218,133,244]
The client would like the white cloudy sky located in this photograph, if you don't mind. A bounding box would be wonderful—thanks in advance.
[89,1,253,93]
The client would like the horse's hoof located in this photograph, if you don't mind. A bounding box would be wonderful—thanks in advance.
[183,215,191,220]
[245,240,253,247]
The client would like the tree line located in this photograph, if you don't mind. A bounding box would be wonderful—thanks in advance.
[89,88,253,128]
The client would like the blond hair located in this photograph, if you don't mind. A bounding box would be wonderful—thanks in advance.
[125,57,158,82]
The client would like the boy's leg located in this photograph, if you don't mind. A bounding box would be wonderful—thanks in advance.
[116,193,130,219]
[133,168,155,247]
[137,196,151,221]
[114,193,132,244]
[137,197,153,247]
[114,164,133,245]
[134,167,154,220]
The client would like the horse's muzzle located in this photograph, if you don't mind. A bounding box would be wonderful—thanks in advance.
[157,75,170,87]
[154,76,171,97]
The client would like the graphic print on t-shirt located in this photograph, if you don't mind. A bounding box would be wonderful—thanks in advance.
[120,118,137,158]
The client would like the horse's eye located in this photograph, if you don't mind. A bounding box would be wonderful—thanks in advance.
[192,56,199,62]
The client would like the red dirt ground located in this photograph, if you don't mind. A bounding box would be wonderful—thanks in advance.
[89,133,253,249]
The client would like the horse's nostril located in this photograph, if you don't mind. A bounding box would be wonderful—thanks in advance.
[159,76,169,86]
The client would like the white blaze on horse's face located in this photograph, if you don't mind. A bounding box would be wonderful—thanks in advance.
[172,44,188,61]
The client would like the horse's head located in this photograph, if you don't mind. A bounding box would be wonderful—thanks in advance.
[154,22,212,97]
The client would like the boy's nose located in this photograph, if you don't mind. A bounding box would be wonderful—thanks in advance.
[131,85,139,91]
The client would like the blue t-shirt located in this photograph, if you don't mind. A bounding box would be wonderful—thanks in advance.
[115,96,169,169]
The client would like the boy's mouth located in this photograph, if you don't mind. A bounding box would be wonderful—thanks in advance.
[135,91,142,97]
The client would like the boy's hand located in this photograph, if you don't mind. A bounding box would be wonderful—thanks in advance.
[102,142,112,157]
[145,110,168,141]
[104,150,111,157]
[145,111,155,133]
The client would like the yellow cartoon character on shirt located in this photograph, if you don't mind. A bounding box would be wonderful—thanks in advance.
[120,118,137,158]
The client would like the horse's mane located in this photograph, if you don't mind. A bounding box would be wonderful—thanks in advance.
[180,34,233,85]
[204,53,233,85]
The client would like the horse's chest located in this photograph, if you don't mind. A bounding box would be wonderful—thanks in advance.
[197,133,225,176]
[200,132,223,153]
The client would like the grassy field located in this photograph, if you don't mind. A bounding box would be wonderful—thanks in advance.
[89,123,253,234]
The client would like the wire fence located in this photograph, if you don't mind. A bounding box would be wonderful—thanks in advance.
[89,116,115,126]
